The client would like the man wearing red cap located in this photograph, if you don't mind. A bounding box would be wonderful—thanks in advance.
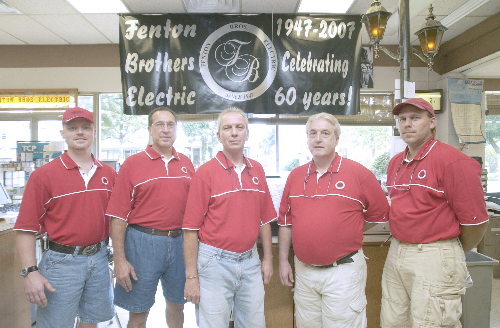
[14,107,117,328]
[381,98,489,328]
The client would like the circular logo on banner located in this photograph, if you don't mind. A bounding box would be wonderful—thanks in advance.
[199,23,277,101]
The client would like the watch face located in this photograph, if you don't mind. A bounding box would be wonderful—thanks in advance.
[20,268,28,276]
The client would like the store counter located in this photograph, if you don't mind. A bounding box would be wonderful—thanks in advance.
[0,223,31,328]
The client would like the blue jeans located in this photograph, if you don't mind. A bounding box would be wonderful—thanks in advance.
[197,242,266,328]
[114,225,186,313]
[37,246,115,328]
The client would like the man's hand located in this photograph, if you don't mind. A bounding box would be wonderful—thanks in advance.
[114,256,137,292]
[279,260,294,286]
[184,278,200,304]
[24,271,55,307]
[261,256,273,284]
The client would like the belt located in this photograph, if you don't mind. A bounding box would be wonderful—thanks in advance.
[48,238,108,256]
[129,224,182,237]
[311,250,359,268]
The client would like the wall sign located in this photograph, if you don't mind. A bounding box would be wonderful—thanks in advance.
[119,14,363,116]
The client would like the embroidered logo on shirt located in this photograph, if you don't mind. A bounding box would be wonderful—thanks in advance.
[102,177,109,185]
[252,176,259,185]
[335,181,345,189]
[181,166,188,174]
[417,169,427,179]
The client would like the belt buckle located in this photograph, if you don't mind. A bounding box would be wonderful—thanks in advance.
[82,244,99,256]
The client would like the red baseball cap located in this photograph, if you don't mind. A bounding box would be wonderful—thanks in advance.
[392,98,435,117]
[62,107,94,124]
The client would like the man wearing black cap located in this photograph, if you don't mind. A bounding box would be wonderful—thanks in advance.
[380,98,489,328]
[14,107,117,328]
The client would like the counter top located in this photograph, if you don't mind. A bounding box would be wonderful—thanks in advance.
[0,223,15,233]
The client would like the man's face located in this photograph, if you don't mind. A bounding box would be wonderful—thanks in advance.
[148,110,177,152]
[398,105,436,149]
[60,117,95,151]
[217,112,248,153]
[307,119,338,161]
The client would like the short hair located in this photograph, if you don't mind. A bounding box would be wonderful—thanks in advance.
[217,107,249,132]
[306,112,341,137]
[148,107,178,126]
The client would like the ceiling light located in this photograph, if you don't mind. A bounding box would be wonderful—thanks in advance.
[66,0,129,14]
[298,0,355,14]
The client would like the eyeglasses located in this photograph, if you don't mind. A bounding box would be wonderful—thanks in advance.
[303,161,333,198]
[391,137,434,191]
[152,122,176,130]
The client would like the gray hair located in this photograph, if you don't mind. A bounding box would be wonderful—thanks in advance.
[306,113,341,137]
[217,107,249,132]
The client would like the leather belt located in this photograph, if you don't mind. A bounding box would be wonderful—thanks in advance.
[311,250,359,268]
[129,224,182,237]
[48,238,108,256]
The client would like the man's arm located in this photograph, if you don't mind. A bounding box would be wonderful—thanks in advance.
[16,231,55,307]
[183,229,200,303]
[460,222,488,253]
[259,223,273,284]
[278,225,294,286]
[110,217,137,292]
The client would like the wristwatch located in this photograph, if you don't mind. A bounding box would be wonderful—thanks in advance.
[20,265,38,277]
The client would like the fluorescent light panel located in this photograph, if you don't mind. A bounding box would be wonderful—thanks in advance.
[66,0,129,14]
[298,0,355,14]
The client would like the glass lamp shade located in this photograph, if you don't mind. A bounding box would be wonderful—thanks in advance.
[415,5,447,57]
[362,1,392,43]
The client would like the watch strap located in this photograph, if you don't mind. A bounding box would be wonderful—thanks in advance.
[21,265,38,277]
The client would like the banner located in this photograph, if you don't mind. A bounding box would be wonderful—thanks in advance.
[119,14,362,115]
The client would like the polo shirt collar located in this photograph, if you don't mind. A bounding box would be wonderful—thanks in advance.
[145,145,180,161]
[59,151,102,170]
[215,151,253,171]
[403,136,437,163]
[309,152,342,175]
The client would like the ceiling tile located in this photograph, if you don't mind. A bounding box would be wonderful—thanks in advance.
[123,0,187,13]
[0,29,26,44]
[84,14,120,43]
[30,14,112,44]
[0,15,68,44]
[4,0,78,15]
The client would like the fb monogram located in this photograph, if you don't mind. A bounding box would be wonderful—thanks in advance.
[215,40,260,83]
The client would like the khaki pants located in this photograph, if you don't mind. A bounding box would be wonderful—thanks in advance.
[380,238,466,328]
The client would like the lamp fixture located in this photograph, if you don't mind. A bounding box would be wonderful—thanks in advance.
[362,1,446,71]
[362,1,392,46]
[414,5,447,70]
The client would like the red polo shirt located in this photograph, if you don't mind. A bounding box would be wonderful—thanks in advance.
[105,145,194,230]
[387,137,488,243]
[14,152,116,246]
[182,151,277,253]
[278,154,389,266]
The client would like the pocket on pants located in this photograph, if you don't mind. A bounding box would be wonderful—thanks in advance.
[415,281,465,326]
[350,293,367,314]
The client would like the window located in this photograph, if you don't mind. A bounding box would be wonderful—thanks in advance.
[99,93,149,163]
